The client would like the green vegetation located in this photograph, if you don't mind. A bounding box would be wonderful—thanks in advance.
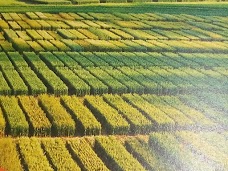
[0,4,228,171]
[95,136,146,171]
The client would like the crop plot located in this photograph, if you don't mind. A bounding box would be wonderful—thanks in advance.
[0,10,228,170]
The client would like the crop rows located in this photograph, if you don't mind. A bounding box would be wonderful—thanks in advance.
[0,12,227,53]
[0,51,228,96]
[0,93,227,137]
[1,132,228,171]
[0,11,228,171]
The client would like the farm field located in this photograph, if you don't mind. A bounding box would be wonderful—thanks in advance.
[0,7,228,171]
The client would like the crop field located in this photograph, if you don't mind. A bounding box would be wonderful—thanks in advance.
[0,8,228,171]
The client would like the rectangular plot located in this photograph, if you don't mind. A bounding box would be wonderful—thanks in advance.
[73,69,108,95]
[8,21,21,30]
[4,29,18,42]
[26,30,43,40]
[67,52,95,67]
[55,67,90,96]
[25,20,42,29]
[53,52,81,69]
[16,31,31,41]
[7,52,28,68]
[78,29,99,39]
[61,39,83,51]
[18,138,53,171]
[0,52,14,69]
[37,40,58,51]
[23,52,68,95]
[2,69,28,95]
[57,29,77,39]
[38,95,75,136]
[65,20,90,29]
[68,138,109,170]
[27,41,44,52]
[42,138,81,171]
[0,20,9,30]
[123,94,174,130]
[37,30,54,40]
[0,96,29,136]
[0,71,11,95]
[11,38,30,51]
[85,96,130,134]
[143,94,194,128]
[95,136,145,171]
[18,67,47,95]
[26,12,39,20]
[87,67,128,94]
[80,52,109,67]
[104,68,144,94]
[103,94,152,134]
[37,20,52,30]
[1,13,13,21]
[119,67,159,94]
[17,20,31,30]
[39,52,65,68]
[18,96,51,136]
[107,52,139,66]
[61,96,101,135]
[50,39,71,51]
[0,138,23,171]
